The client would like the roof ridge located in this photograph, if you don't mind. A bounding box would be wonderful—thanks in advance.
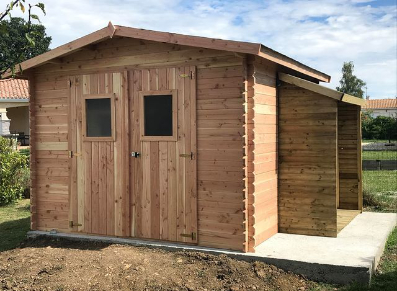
[2,22,330,82]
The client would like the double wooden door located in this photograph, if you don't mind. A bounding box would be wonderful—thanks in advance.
[69,67,197,244]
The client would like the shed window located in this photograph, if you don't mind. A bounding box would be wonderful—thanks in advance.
[83,94,115,141]
[144,95,173,136]
[140,90,177,141]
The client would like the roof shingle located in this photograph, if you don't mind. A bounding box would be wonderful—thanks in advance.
[0,79,29,100]
[363,99,397,109]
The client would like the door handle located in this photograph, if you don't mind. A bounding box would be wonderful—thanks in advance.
[131,152,140,158]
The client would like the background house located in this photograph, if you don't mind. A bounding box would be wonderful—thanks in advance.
[362,98,397,118]
[0,79,30,144]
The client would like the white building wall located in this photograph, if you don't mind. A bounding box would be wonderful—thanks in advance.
[365,108,397,118]
[0,109,11,135]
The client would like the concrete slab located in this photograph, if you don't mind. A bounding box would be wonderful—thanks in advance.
[255,212,397,284]
[26,212,396,286]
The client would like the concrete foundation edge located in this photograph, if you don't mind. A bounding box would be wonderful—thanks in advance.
[27,230,370,285]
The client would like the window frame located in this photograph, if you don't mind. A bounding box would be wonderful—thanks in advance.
[139,90,178,141]
[82,93,115,142]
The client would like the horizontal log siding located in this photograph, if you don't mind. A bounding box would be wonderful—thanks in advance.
[32,37,246,251]
[278,83,338,237]
[197,65,245,251]
[246,58,278,252]
[33,74,70,232]
[338,102,362,210]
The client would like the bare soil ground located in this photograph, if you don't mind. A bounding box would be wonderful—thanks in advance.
[0,237,322,291]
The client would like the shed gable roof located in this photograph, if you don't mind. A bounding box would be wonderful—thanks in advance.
[3,22,330,82]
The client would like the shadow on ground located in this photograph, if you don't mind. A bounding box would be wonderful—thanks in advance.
[19,236,110,251]
[0,217,30,252]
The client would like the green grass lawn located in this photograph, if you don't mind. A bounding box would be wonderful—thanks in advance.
[363,170,397,194]
[0,199,30,252]
[363,171,397,212]
[362,151,397,160]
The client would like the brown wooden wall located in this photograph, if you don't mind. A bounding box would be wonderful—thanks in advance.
[245,57,278,251]
[30,74,70,232]
[338,103,362,210]
[278,83,337,237]
[196,65,245,250]
[30,37,246,251]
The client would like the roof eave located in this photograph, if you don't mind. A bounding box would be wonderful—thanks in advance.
[279,73,365,107]
[2,22,117,79]
[260,46,331,83]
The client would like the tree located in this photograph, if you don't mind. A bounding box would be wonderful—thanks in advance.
[361,113,397,142]
[0,17,51,74]
[0,0,46,77]
[336,61,366,98]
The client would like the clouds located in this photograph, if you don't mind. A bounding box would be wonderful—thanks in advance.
[11,0,397,98]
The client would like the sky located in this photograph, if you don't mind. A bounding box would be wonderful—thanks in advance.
[10,0,397,99]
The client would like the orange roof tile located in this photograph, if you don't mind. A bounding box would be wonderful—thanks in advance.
[363,99,397,109]
[0,79,29,100]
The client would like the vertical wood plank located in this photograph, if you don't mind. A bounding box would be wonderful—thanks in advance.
[76,75,85,232]
[159,142,168,240]
[68,76,77,232]
[82,73,92,233]
[98,142,107,234]
[106,141,115,235]
[189,65,198,241]
[122,71,130,236]
[142,142,151,238]
[83,137,92,233]
[150,142,160,239]
[357,108,363,211]
[113,72,123,236]
[130,70,143,237]
[184,66,192,240]
[168,142,177,241]
[91,141,99,234]
[176,66,185,242]
[105,73,115,235]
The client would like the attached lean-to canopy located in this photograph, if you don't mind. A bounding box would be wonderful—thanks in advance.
[2,22,331,83]
[278,73,366,107]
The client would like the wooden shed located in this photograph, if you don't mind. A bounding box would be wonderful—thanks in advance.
[5,23,365,252]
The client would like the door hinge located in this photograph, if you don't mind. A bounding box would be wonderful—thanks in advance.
[180,232,197,240]
[68,79,72,87]
[179,70,195,79]
[69,221,82,228]
[179,152,194,160]
[68,151,81,158]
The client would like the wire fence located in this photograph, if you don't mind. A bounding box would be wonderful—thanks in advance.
[362,139,397,211]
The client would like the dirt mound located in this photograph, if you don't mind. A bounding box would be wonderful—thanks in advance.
[0,237,318,291]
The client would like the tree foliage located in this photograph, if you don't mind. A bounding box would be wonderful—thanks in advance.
[0,137,29,206]
[0,0,46,77]
[336,61,366,99]
[0,17,51,74]
[362,113,397,142]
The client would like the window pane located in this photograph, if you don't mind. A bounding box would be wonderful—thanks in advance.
[144,95,173,136]
[86,98,112,137]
